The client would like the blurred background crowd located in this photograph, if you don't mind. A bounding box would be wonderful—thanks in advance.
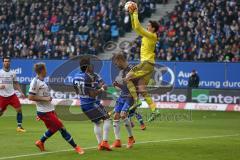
[127,0,239,62]
[0,0,239,62]
[0,0,157,59]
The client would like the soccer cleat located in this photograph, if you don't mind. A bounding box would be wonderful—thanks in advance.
[75,146,84,155]
[127,136,135,149]
[99,141,112,151]
[111,139,122,148]
[35,140,45,152]
[147,109,160,122]
[129,99,142,111]
[16,127,26,132]
[140,124,146,130]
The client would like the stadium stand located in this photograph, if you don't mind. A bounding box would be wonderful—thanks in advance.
[128,0,239,62]
[0,0,157,59]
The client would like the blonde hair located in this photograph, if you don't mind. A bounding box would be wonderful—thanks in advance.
[34,62,46,74]
[112,53,126,63]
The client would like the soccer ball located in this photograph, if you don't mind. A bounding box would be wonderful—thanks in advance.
[124,1,137,12]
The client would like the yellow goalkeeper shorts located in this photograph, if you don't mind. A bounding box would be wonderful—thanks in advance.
[129,61,154,84]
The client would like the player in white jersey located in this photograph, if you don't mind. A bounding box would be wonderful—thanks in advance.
[28,63,84,154]
[0,56,26,132]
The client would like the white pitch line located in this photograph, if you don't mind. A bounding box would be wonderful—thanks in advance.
[0,134,239,160]
[0,147,95,160]
[135,134,240,144]
[2,115,34,117]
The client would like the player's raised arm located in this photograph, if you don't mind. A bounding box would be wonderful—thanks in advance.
[130,12,137,32]
[128,2,157,40]
[131,11,157,41]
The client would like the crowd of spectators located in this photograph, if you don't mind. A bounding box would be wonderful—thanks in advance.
[127,0,239,62]
[0,0,157,59]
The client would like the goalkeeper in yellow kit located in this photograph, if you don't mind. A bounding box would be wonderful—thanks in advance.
[124,3,160,122]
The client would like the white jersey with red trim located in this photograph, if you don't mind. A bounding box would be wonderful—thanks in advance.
[29,77,55,113]
[0,69,17,97]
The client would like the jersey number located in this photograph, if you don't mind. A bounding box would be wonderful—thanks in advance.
[74,80,85,95]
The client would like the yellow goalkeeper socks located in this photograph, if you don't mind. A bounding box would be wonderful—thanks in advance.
[142,92,156,112]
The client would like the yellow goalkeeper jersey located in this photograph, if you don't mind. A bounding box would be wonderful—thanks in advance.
[130,12,157,64]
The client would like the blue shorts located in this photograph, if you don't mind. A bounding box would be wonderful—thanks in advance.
[80,99,109,123]
[114,97,134,113]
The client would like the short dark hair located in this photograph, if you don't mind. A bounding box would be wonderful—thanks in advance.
[2,56,11,62]
[149,20,159,33]
[79,57,90,72]
[34,63,46,74]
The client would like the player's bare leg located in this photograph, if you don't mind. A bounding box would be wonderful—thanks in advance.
[121,112,135,149]
[112,113,122,148]
[15,108,26,132]
[99,119,112,151]
[129,117,135,128]
[93,121,103,150]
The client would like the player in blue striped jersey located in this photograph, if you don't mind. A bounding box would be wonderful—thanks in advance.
[73,57,112,151]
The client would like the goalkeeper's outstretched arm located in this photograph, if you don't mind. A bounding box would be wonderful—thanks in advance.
[130,11,157,41]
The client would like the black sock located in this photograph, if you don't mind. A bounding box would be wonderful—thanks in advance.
[40,130,54,143]
[59,128,77,148]
[17,112,23,127]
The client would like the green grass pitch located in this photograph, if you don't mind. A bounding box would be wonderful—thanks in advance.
[0,105,239,160]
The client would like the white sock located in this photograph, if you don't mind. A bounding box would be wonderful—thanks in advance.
[94,123,102,144]
[123,118,133,137]
[103,119,111,141]
[113,120,121,140]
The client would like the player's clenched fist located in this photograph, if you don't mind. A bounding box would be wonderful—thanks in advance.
[102,84,108,91]
[113,81,118,87]
[0,85,5,89]
[20,92,26,98]
[47,96,52,102]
